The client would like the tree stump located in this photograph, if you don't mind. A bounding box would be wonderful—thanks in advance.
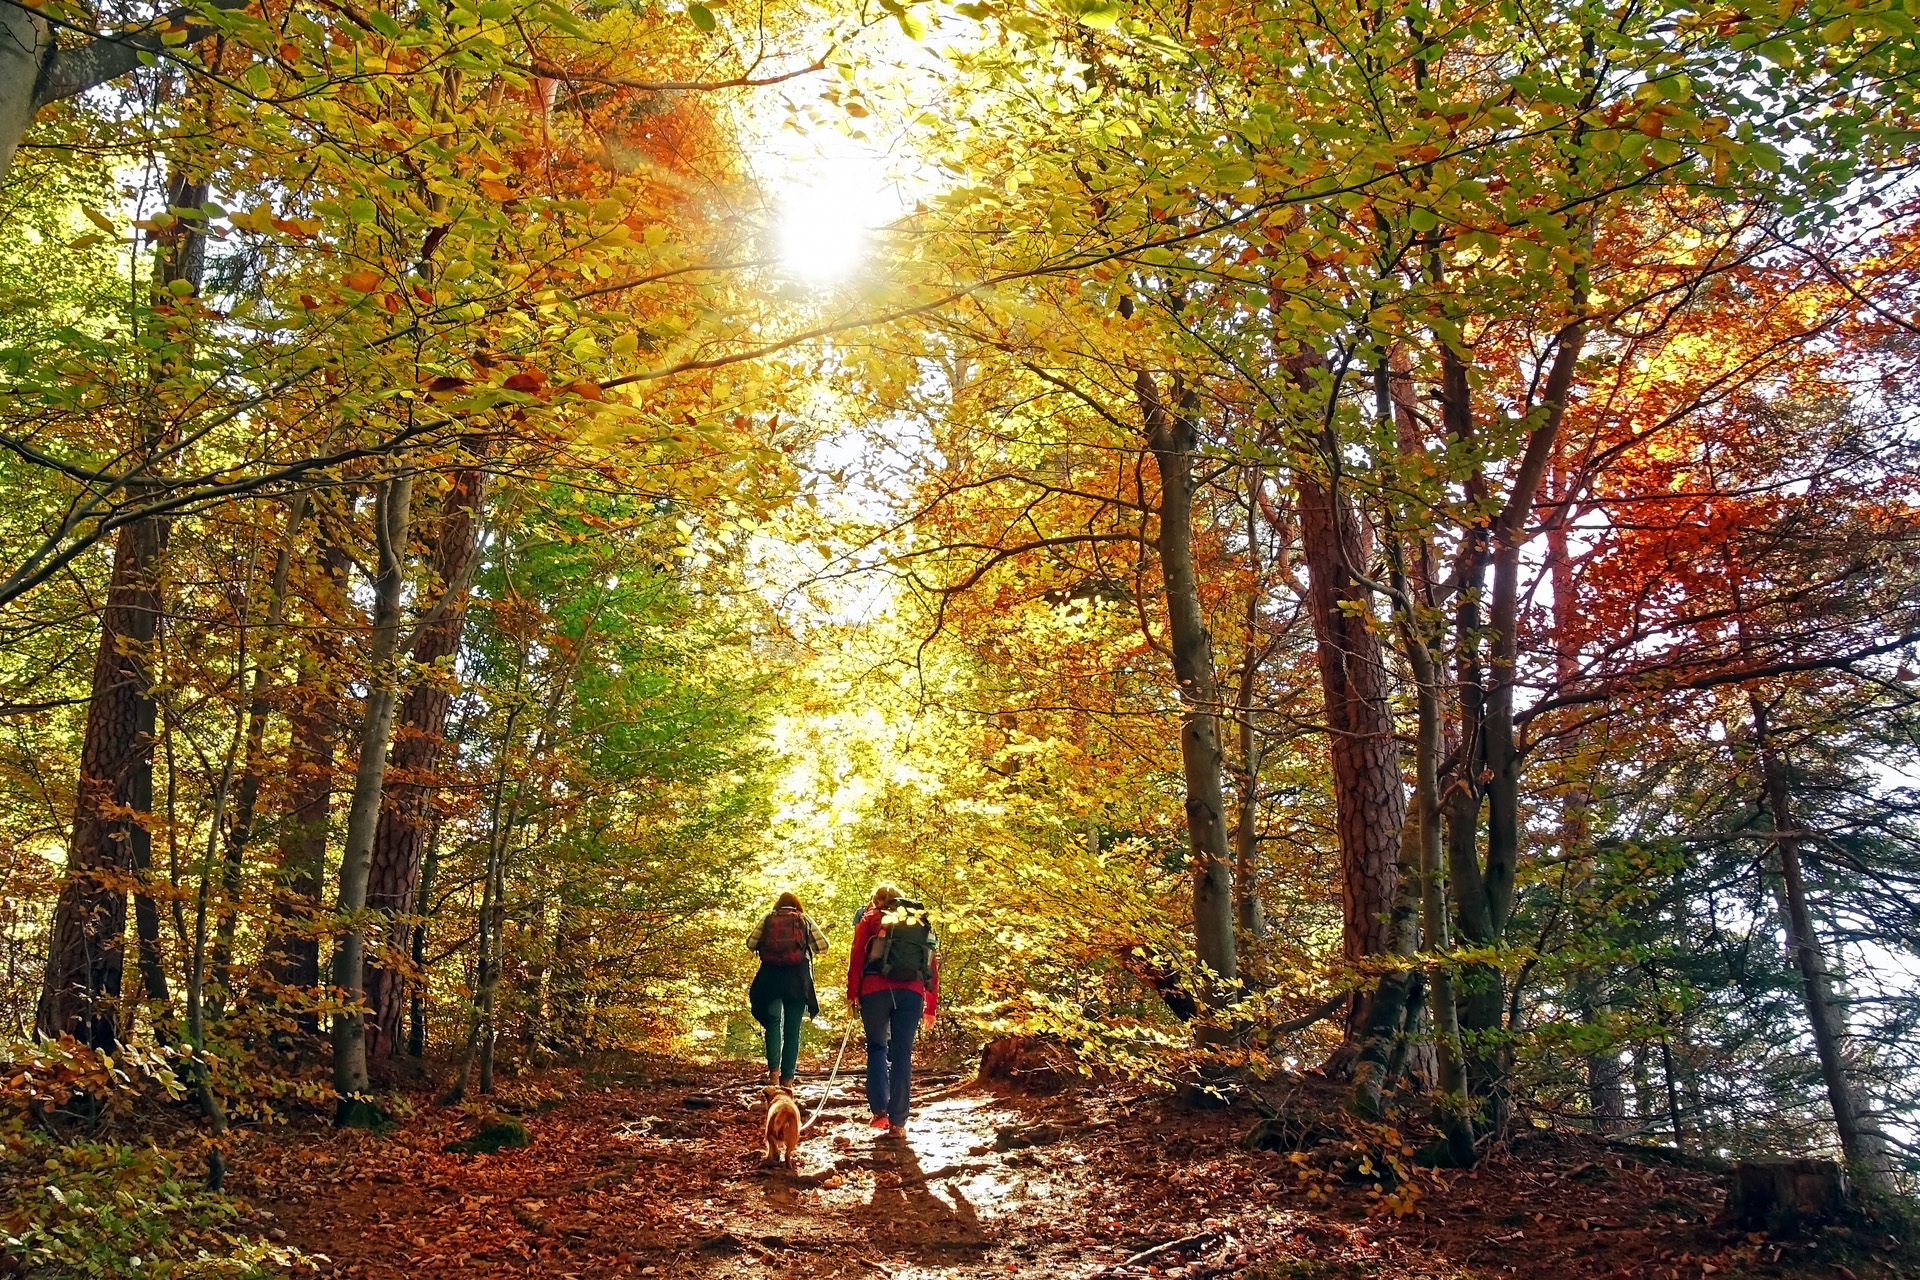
[1729,1157,1850,1234]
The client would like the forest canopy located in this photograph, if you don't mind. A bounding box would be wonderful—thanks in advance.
[1,0,1918,1266]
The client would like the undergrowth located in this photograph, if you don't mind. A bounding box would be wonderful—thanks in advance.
[0,1037,296,1278]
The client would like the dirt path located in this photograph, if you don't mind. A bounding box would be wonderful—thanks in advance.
[227,1055,1902,1280]
[236,1058,1105,1278]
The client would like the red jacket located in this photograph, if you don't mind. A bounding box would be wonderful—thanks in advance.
[847,906,938,1018]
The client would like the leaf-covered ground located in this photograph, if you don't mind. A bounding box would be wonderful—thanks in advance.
[227,1054,1913,1279]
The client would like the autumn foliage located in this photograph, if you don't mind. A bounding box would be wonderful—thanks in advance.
[0,0,1917,1267]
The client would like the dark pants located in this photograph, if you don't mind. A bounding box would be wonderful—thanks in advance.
[761,996,805,1080]
[858,988,923,1125]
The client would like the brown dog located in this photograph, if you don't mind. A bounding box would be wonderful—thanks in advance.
[762,1084,801,1169]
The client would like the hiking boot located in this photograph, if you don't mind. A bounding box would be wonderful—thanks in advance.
[869,1115,890,1133]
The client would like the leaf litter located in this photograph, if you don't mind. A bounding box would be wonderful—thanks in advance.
[225,1055,1914,1280]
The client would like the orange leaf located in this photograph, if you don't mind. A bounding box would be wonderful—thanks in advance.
[478,178,516,202]
[503,370,547,392]
[343,271,382,293]
[561,381,605,400]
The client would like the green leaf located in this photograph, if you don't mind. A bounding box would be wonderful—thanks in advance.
[896,5,927,38]
[686,3,716,31]
[1407,206,1439,232]
[367,9,402,37]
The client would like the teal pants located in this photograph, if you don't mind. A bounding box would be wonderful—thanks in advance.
[762,997,806,1080]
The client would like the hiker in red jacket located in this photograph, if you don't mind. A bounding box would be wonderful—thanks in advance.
[748,892,829,1087]
[846,883,938,1137]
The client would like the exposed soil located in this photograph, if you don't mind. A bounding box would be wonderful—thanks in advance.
[225,1054,1915,1280]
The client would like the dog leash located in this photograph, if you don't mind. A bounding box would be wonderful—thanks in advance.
[802,1022,853,1132]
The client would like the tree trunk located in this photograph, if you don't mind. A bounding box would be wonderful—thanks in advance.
[1443,512,1505,1116]
[1752,698,1895,1193]
[1442,321,1585,1131]
[210,493,308,1018]
[0,4,50,180]
[1481,321,1585,947]
[1285,405,1403,1042]
[264,527,348,1032]
[444,718,516,1108]
[407,820,443,1058]
[1347,836,1421,1116]
[1232,706,1265,938]
[1400,601,1476,1160]
[37,172,207,1046]
[38,517,168,1046]
[365,465,488,1071]
[1544,469,1627,1135]
[1279,350,1407,1040]
[1136,371,1237,992]
[1233,470,1267,940]
[331,476,413,1120]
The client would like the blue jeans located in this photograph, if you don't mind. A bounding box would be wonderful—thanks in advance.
[761,997,805,1080]
[858,988,923,1125]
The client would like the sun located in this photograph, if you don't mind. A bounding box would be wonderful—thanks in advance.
[752,116,916,284]
[776,178,881,283]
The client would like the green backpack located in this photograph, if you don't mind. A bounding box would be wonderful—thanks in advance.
[865,899,935,983]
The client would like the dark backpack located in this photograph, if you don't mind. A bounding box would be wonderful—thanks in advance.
[864,900,935,983]
[759,908,810,966]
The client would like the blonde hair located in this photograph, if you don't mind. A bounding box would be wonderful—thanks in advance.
[870,883,903,910]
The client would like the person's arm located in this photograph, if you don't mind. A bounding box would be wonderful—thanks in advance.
[847,911,872,1004]
[805,916,830,954]
[745,914,765,953]
[924,948,939,1022]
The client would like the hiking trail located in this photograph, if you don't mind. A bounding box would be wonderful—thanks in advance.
[227,1053,1898,1280]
